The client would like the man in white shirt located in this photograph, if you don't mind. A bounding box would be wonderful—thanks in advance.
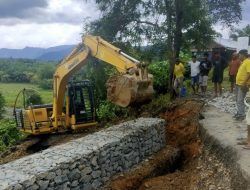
[189,55,200,94]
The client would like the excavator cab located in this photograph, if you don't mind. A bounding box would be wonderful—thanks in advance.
[68,80,95,124]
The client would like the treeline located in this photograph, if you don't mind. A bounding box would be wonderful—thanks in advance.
[0,58,56,89]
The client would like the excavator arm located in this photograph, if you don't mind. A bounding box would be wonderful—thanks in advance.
[52,35,153,125]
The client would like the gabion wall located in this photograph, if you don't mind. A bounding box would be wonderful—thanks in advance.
[0,118,166,190]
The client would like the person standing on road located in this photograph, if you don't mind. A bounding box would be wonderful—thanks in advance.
[188,55,200,94]
[229,52,241,93]
[199,52,212,96]
[173,58,185,97]
[234,49,250,121]
[212,51,227,97]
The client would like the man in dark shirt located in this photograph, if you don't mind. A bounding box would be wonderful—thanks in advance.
[199,52,212,95]
[212,51,227,97]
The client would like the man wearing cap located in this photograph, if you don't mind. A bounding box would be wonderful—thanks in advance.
[235,49,250,121]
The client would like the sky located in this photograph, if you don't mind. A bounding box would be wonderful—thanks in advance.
[0,0,249,49]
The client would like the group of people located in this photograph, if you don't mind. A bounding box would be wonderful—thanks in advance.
[173,49,250,148]
[173,50,247,99]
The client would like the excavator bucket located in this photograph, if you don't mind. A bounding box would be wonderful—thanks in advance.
[106,74,154,107]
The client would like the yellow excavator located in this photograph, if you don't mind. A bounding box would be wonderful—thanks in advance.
[13,35,154,135]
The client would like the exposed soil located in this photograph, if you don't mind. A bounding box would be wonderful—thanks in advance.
[103,146,181,190]
[104,99,210,190]
[104,99,233,190]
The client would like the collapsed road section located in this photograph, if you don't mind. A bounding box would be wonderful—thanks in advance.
[0,118,165,190]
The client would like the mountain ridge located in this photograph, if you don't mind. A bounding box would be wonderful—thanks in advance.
[0,45,75,61]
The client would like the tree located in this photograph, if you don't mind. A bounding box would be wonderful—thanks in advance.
[86,0,245,98]
[230,24,250,41]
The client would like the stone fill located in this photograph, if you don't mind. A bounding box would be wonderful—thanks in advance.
[0,118,166,190]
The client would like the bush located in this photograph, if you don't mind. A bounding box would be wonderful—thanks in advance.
[0,119,23,151]
[25,91,43,106]
[0,92,5,119]
[97,101,129,121]
[148,61,169,94]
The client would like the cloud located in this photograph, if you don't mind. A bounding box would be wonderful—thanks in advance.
[0,0,48,18]
[0,23,83,49]
[0,0,99,25]
[0,0,99,48]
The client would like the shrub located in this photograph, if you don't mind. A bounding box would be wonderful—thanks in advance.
[25,91,43,106]
[148,61,169,94]
[97,101,129,121]
[0,119,23,151]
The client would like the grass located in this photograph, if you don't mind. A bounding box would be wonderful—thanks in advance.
[0,83,52,107]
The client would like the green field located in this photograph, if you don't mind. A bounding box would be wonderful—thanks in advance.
[0,83,52,107]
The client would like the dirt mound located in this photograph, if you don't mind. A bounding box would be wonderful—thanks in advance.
[139,170,198,190]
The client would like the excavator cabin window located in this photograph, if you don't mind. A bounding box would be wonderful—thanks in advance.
[68,81,95,123]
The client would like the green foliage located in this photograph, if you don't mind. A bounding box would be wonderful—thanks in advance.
[38,79,53,90]
[25,91,43,106]
[0,119,23,151]
[36,64,55,90]
[0,92,5,119]
[37,64,55,80]
[97,100,129,121]
[141,94,170,116]
[0,58,56,84]
[148,61,169,93]
[87,0,244,50]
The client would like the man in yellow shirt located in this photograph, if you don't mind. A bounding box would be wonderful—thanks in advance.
[173,58,185,97]
[235,49,250,121]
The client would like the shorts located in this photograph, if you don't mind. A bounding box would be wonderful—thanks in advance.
[229,75,236,83]
[191,75,199,85]
[212,73,223,83]
[199,75,208,86]
[173,77,183,89]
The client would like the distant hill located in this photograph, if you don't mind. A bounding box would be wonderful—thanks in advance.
[0,45,75,61]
